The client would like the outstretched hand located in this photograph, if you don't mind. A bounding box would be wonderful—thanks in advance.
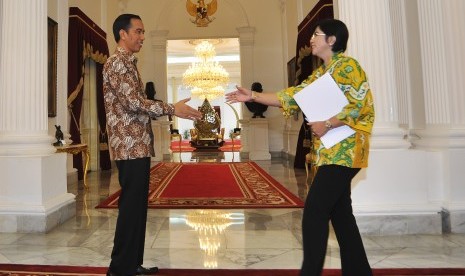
[173,98,202,120]
[225,85,252,103]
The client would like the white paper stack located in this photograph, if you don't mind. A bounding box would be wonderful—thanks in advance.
[293,72,355,148]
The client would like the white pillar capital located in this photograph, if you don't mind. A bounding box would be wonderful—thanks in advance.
[150,30,169,50]
[237,27,255,89]
[236,27,255,47]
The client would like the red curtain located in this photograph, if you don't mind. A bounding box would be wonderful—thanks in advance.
[293,0,334,169]
[68,7,111,179]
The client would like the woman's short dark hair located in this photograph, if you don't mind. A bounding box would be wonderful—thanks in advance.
[112,14,141,43]
[317,19,349,53]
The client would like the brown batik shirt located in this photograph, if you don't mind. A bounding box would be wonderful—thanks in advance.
[103,47,174,160]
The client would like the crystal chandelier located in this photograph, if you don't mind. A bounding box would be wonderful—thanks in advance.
[191,86,225,101]
[182,40,229,100]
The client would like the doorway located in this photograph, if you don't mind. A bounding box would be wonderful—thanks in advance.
[166,38,242,141]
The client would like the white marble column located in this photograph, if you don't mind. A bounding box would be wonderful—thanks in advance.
[169,76,179,128]
[0,0,75,232]
[150,30,169,103]
[56,0,69,139]
[388,0,425,131]
[330,0,443,234]
[54,0,76,182]
[237,27,255,90]
[151,120,163,162]
[0,0,56,155]
[161,121,172,158]
[150,30,172,159]
[414,0,465,149]
[337,0,410,149]
[236,26,255,145]
[414,0,465,232]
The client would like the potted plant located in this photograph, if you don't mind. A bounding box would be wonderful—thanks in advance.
[182,129,190,140]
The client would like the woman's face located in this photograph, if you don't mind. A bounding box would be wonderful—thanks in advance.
[310,27,332,58]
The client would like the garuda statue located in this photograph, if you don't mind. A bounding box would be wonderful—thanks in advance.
[190,99,223,149]
[194,98,220,139]
[186,0,217,27]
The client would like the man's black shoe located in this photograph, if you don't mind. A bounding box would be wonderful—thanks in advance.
[106,270,121,276]
[135,265,159,275]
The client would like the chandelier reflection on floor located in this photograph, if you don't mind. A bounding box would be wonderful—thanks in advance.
[186,210,233,268]
[182,40,229,101]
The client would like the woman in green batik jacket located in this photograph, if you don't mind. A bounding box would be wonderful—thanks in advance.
[226,19,374,276]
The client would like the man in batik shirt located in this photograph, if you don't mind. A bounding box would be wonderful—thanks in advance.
[103,14,201,276]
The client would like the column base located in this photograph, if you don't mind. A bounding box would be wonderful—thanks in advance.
[356,212,442,235]
[249,151,271,160]
[0,154,76,233]
[450,211,465,233]
[0,197,76,233]
[248,118,271,160]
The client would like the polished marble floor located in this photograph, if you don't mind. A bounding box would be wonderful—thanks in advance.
[1,151,465,270]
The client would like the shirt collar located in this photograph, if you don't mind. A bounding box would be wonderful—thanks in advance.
[322,52,344,71]
[331,52,344,61]
[116,47,138,64]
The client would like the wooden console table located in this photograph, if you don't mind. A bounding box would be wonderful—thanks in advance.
[55,143,90,188]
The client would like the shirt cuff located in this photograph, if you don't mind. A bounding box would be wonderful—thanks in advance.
[165,103,175,115]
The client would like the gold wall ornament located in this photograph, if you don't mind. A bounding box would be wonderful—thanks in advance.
[186,0,218,27]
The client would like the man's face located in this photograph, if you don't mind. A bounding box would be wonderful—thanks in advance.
[119,18,145,54]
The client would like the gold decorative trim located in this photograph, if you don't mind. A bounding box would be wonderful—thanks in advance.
[67,39,108,107]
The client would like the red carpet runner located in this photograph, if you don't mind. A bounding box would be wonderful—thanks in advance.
[97,162,304,209]
[1,264,465,276]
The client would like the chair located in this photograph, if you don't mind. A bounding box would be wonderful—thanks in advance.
[190,128,199,143]
[217,128,225,144]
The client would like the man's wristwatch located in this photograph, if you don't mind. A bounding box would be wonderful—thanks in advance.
[324,120,333,130]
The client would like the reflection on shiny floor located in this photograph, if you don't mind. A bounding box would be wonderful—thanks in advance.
[185,210,237,268]
[0,151,465,270]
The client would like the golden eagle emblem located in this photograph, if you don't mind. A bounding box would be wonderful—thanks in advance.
[186,0,218,27]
